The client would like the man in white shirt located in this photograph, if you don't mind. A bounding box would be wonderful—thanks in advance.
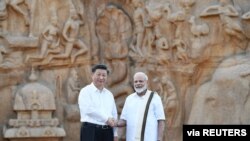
[78,64,118,141]
[117,72,165,141]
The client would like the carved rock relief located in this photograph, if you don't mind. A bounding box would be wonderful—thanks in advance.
[1,0,250,141]
[3,68,66,139]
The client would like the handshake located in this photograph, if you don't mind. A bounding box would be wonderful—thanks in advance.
[106,118,126,127]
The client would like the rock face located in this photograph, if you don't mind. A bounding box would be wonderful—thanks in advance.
[188,54,250,124]
[0,0,250,141]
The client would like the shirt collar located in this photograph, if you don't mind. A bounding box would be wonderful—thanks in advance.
[90,83,106,93]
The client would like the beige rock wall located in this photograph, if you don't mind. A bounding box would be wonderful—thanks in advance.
[0,0,250,141]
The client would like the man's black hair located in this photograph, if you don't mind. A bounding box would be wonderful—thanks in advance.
[91,64,109,74]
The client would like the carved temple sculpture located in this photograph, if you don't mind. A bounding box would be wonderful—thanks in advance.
[1,0,250,141]
[3,68,66,141]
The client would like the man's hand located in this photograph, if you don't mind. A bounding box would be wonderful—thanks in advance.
[115,119,126,127]
[106,118,116,127]
[114,136,118,141]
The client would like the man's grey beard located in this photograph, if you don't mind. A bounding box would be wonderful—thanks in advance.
[134,84,147,93]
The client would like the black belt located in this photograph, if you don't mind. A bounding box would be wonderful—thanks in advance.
[82,122,112,129]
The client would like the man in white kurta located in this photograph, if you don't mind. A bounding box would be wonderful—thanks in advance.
[118,72,165,141]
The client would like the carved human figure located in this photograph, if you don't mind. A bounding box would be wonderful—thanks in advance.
[26,14,60,62]
[47,5,88,63]
[155,37,171,66]
[66,69,80,104]
[64,68,81,123]
[144,3,166,54]
[130,0,148,56]
[150,72,181,141]
[172,39,189,63]
[179,0,195,14]
[161,76,179,127]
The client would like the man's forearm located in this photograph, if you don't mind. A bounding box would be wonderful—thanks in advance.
[157,120,165,141]
[116,119,126,141]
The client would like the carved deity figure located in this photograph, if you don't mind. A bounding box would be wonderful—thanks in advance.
[47,5,88,63]
[26,13,60,62]
[104,19,129,86]
[95,5,133,113]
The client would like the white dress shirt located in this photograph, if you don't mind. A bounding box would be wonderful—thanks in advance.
[120,90,165,141]
[78,83,118,135]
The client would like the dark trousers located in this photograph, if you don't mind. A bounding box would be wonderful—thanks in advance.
[80,122,114,141]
